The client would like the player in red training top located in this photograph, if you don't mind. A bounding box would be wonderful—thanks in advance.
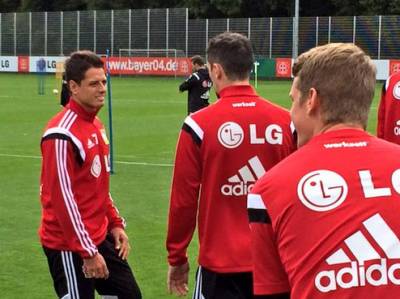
[248,43,400,299]
[166,32,296,299]
[377,71,400,144]
[39,51,141,299]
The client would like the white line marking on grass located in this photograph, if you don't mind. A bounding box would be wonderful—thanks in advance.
[0,153,173,167]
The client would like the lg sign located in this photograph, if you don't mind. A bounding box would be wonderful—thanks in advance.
[218,122,284,149]
[298,168,400,212]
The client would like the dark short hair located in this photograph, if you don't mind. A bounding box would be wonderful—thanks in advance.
[207,32,254,81]
[191,55,205,66]
[65,50,104,85]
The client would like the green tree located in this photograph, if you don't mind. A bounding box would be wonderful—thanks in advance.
[0,0,21,12]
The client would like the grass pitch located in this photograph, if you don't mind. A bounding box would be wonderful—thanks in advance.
[0,73,381,298]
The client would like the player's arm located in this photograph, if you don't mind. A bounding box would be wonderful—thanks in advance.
[41,135,98,258]
[166,116,202,296]
[105,194,131,260]
[247,193,291,297]
[166,116,202,266]
[377,79,388,138]
[179,74,198,92]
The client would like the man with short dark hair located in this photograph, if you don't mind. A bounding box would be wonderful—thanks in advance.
[248,43,400,299]
[39,50,141,299]
[167,32,295,299]
[179,55,212,114]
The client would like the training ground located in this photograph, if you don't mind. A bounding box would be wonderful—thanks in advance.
[0,73,381,298]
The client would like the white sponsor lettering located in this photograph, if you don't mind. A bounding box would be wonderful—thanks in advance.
[359,170,391,198]
[232,102,256,108]
[394,120,400,136]
[221,156,266,196]
[249,124,283,145]
[324,141,368,148]
[104,155,111,172]
[358,169,400,199]
[108,58,178,72]
[315,260,400,293]
[221,182,254,196]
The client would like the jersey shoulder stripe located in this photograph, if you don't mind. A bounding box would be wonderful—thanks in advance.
[42,127,86,162]
[248,194,271,224]
[183,116,204,146]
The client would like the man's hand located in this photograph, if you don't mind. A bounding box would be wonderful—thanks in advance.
[110,227,131,260]
[167,262,189,297]
[82,253,109,279]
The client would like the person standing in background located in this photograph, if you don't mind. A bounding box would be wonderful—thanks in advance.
[179,55,213,114]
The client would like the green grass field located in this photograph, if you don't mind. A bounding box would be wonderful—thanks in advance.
[0,73,382,298]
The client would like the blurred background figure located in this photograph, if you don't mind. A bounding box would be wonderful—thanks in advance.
[179,55,212,114]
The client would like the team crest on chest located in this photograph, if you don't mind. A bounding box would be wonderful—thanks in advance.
[91,155,102,178]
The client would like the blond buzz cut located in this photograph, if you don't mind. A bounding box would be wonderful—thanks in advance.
[292,43,376,129]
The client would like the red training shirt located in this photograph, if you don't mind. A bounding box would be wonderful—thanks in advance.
[167,85,296,273]
[249,129,400,298]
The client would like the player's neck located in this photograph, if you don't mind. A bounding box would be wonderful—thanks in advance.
[319,123,365,134]
[216,79,250,93]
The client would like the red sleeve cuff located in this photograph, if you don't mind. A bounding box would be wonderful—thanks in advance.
[168,255,188,267]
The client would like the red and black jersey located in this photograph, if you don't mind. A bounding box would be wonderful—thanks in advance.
[248,129,400,298]
[167,85,296,273]
[39,100,125,258]
[377,72,400,144]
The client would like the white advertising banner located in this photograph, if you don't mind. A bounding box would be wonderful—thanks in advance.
[29,56,66,73]
[373,59,390,81]
[0,56,18,72]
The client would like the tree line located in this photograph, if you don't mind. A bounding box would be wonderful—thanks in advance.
[1,0,399,17]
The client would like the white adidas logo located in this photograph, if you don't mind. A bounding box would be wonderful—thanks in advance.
[315,213,400,293]
[221,156,266,196]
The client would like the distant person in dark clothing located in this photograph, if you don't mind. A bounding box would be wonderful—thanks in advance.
[179,55,212,114]
[60,73,70,107]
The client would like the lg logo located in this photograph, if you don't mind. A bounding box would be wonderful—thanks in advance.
[217,122,284,149]
[394,82,400,100]
[297,170,348,212]
[218,122,244,148]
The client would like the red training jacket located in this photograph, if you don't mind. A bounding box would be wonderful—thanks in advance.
[39,100,125,258]
[167,85,296,273]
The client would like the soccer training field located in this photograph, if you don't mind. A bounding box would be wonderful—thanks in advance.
[0,73,381,298]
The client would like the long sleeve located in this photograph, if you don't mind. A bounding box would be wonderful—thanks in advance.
[166,127,202,266]
[377,82,387,139]
[106,193,126,230]
[41,138,98,258]
[179,74,197,92]
[247,194,290,296]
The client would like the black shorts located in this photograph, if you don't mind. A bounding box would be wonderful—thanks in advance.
[192,267,288,299]
[43,234,141,299]
[192,266,254,299]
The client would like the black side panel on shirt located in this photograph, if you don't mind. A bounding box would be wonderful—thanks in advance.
[248,208,271,224]
[182,123,202,146]
[42,133,84,166]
